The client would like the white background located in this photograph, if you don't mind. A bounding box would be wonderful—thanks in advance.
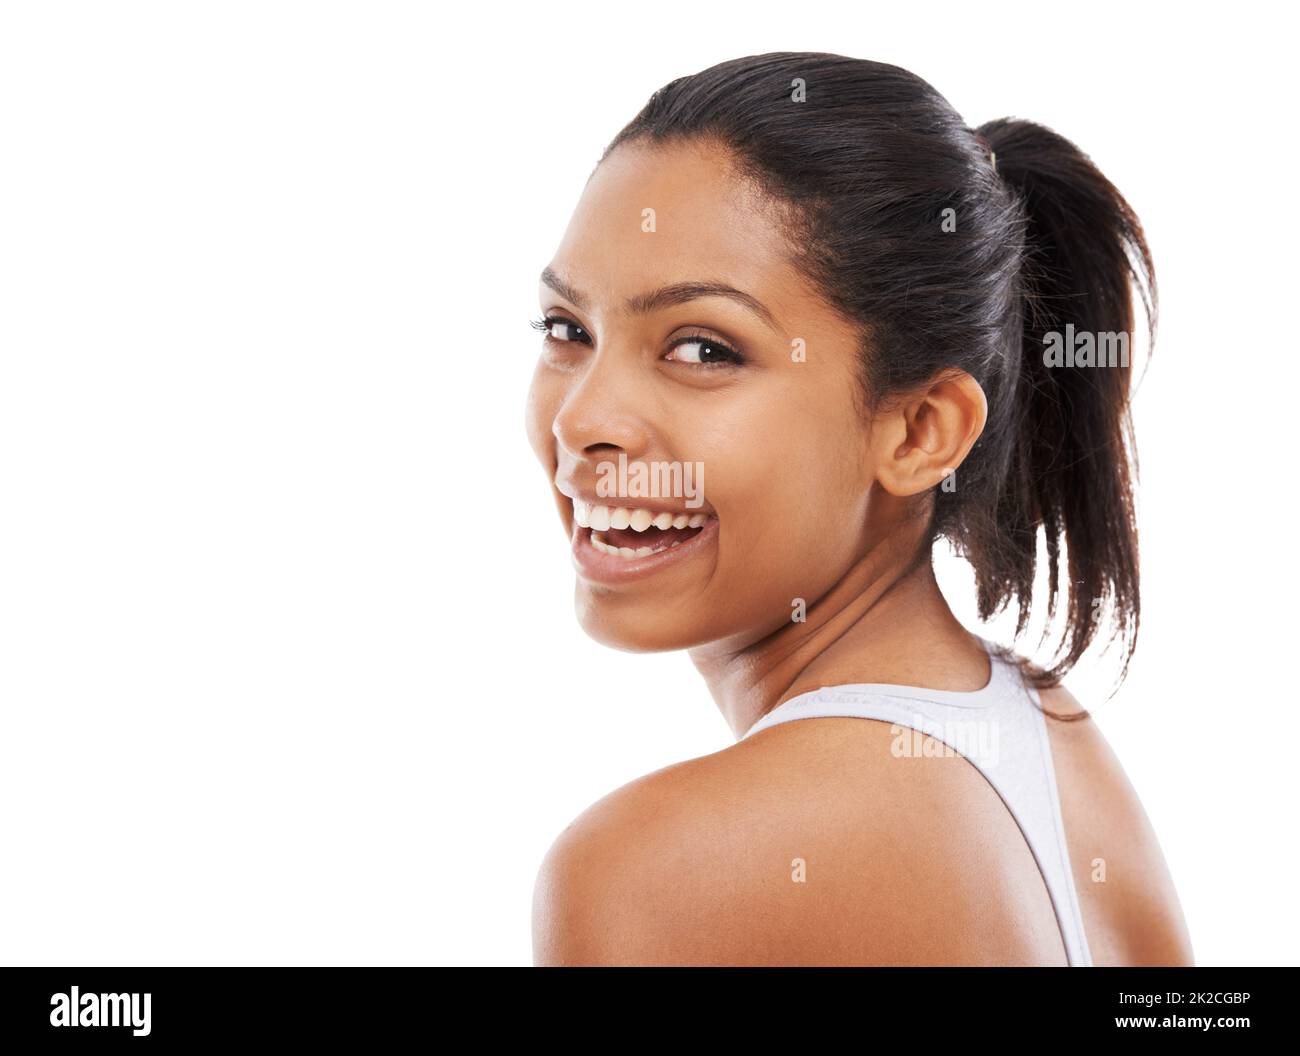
[1,1,1294,967]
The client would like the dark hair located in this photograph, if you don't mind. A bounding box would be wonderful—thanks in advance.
[601,52,1155,696]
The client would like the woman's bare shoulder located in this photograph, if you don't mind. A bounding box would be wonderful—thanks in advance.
[1037,683,1196,966]
[532,718,1070,966]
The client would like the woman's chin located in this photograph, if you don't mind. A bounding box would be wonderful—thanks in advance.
[574,594,706,653]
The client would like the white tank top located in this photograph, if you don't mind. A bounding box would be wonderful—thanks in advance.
[740,637,1093,966]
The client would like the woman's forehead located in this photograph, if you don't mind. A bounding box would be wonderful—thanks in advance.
[546,141,808,320]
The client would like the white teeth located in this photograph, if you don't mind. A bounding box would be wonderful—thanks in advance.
[589,530,692,559]
[572,501,714,534]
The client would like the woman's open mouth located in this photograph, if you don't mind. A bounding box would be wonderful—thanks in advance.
[569,499,718,583]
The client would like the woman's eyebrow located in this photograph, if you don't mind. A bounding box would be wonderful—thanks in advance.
[540,267,779,332]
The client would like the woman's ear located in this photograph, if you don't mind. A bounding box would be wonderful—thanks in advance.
[870,370,988,497]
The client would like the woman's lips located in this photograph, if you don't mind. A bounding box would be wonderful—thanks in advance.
[569,508,718,584]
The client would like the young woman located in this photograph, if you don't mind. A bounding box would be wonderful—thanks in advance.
[526,52,1193,967]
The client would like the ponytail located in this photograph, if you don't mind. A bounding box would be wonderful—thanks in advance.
[976,118,1156,688]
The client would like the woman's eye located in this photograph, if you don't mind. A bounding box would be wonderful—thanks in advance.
[530,315,592,345]
[666,335,744,367]
[529,317,743,366]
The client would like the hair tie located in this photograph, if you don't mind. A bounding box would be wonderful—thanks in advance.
[974,131,998,173]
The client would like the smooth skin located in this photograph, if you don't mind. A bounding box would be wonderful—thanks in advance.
[526,138,1194,966]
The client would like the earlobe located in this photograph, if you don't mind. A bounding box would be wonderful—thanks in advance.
[873,371,988,498]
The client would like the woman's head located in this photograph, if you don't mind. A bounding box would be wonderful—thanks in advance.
[526,52,1154,684]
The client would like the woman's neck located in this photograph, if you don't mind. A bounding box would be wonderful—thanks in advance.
[690,531,990,739]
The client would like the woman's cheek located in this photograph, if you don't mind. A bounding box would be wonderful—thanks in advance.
[524,366,561,468]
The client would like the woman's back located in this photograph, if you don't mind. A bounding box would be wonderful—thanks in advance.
[534,660,1193,966]
[1039,684,1194,965]
[735,641,1194,966]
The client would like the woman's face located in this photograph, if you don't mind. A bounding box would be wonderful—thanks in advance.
[526,138,882,654]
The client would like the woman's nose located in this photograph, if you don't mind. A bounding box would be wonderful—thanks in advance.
[551,353,651,463]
